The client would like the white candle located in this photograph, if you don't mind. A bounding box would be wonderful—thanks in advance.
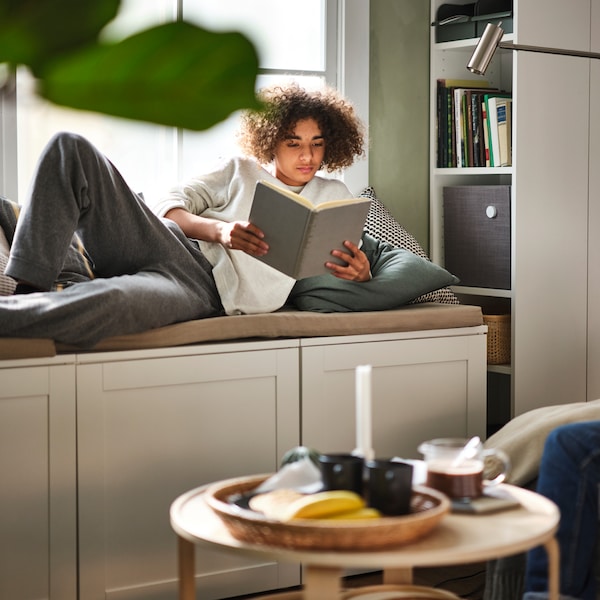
[354,364,374,460]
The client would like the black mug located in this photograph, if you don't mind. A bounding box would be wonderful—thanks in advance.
[318,453,364,495]
[365,459,413,516]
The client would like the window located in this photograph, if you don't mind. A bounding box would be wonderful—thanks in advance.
[2,0,369,206]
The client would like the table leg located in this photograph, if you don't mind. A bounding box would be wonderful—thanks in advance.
[382,567,413,585]
[544,536,560,600]
[303,565,343,599]
[178,536,196,600]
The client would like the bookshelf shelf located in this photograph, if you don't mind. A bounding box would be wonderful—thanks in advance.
[434,167,513,176]
[451,286,512,299]
[434,33,514,52]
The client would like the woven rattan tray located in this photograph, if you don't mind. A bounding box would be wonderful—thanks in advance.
[204,475,450,551]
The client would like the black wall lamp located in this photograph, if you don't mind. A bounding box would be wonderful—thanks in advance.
[467,22,600,76]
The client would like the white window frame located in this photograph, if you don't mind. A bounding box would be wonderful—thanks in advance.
[335,0,370,193]
[0,81,17,201]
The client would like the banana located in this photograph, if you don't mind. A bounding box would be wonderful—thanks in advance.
[321,507,381,520]
[281,490,366,521]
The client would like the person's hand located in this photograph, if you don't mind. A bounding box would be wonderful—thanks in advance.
[326,240,371,282]
[218,220,269,257]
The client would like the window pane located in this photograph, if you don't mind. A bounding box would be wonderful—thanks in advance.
[16,70,178,206]
[13,0,332,204]
[183,0,326,72]
[15,0,178,205]
[179,74,326,183]
[101,0,176,41]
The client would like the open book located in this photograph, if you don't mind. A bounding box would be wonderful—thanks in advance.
[249,180,371,279]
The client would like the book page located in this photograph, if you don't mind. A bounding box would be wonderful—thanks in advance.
[295,201,371,279]
[258,179,315,209]
[258,179,361,211]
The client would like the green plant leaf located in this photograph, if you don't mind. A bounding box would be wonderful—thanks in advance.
[0,0,120,71]
[38,21,261,131]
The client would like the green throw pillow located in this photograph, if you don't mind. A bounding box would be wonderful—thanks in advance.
[289,233,459,312]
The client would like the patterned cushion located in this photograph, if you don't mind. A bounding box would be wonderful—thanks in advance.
[360,187,459,305]
[0,227,15,295]
[0,197,18,296]
[0,195,95,294]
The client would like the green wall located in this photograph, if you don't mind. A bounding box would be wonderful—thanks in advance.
[369,0,431,250]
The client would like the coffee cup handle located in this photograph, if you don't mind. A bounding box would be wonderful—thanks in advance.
[482,448,511,487]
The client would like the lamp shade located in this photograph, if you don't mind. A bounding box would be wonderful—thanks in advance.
[467,22,505,75]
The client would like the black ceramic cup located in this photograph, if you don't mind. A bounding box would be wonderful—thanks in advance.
[318,453,364,495]
[365,459,413,516]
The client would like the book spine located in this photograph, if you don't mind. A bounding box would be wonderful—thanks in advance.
[497,98,512,167]
[482,99,490,167]
[436,80,447,168]
[466,91,475,168]
[487,97,500,168]
[448,89,455,167]
[454,89,463,168]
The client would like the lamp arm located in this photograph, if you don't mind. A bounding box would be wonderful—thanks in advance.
[499,42,600,61]
[467,22,600,76]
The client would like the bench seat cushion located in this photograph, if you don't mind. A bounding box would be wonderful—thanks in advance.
[0,303,483,359]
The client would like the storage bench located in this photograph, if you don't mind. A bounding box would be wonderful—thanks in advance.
[0,303,486,600]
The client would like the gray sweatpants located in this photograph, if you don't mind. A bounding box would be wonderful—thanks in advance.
[1,132,224,347]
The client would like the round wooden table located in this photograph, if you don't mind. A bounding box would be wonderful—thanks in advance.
[170,481,560,600]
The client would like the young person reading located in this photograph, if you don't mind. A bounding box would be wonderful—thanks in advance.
[0,84,455,346]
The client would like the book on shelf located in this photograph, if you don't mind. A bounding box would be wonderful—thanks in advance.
[485,94,512,167]
[435,79,496,168]
[481,99,491,167]
[248,180,371,280]
[436,79,477,167]
[454,86,496,168]
[496,97,512,167]
[466,90,486,167]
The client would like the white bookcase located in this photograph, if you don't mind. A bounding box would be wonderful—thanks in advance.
[430,0,600,425]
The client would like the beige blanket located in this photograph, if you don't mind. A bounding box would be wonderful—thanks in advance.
[484,399,600,486]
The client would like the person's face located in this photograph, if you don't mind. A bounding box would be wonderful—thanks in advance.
[273,118,325,187]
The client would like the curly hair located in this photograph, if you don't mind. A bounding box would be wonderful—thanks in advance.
[237,83,366,172]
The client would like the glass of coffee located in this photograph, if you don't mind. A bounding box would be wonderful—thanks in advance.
[418,437,510,500]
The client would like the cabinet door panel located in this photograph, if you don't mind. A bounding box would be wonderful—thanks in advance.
[512,52,589,413]
[594,0,600,53]
[0,364,77,600]
[301,334,486,460]
[77,347,300,600]
[516,0,591,51]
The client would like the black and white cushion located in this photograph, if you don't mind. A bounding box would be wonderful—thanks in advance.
[360,187,459,305]
[0,197,17,296]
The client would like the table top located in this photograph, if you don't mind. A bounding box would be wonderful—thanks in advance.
[170,480,559,570]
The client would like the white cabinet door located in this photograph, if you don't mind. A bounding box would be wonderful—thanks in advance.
[512,50,590,414]
[77,345,300,600]
[301,331,487,460]
[516,0,592,51]
[0,363,77,600]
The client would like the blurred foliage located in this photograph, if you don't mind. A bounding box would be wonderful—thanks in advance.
[0,0,261,130]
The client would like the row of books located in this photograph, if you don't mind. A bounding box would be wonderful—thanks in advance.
[436,79,512,169]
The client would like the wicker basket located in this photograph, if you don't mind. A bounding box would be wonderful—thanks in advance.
[204,475,450,551]
[483,314,511,365]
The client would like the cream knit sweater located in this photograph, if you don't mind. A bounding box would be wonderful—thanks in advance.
[152,156,352,316]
